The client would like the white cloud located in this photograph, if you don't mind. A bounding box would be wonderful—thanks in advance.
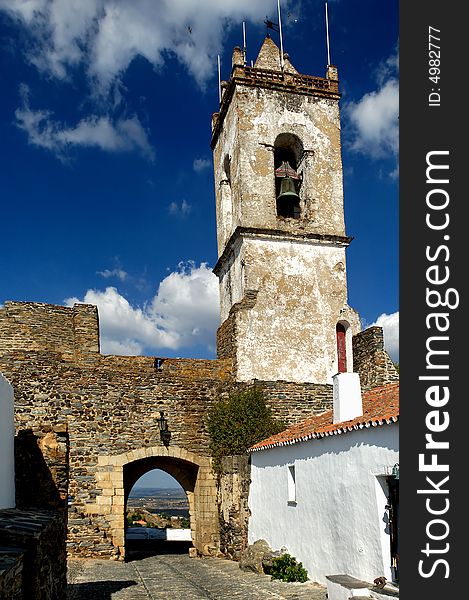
[97,268,128,281]
[193,157,211,172]
[346,78,398,159]
[168,199,192,217]
[371,311,399,363]
[376,46,399,86]
[102,338,143,356]
[15,89,154,160]
[345,46,399,162]
[149,261,219,350]
[1,0,277,93]
[65,261,219,356]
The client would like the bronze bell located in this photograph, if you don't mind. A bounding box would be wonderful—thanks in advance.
[276,177,301,218]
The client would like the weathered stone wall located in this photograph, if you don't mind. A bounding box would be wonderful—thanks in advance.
[0,346,233,558]
[216,312,236,360]
[0,300,337,560]
[353,327,399,390]
[15,427,69,511]
[260,380,332,423]
[0,301,99,358]
[0,508,67,600]
[216,288,258,362]
[217,455,251,560]
[0,426,69,598]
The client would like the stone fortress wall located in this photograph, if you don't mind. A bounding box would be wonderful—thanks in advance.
[0,300,390,560]
[0,300,397,559]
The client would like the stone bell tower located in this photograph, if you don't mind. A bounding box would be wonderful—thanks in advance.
[211,36,360,384]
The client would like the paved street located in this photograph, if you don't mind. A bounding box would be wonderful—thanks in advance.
[67,553,327,600]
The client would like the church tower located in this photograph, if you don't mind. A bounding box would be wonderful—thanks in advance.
[212,37,360,384]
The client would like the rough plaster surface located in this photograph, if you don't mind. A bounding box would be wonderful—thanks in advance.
[248,424,399,584]
[218,234,360,383]
[213,86,346,254]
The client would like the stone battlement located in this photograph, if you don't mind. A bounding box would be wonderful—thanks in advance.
[0,301,99,359]
[353,327,399,390]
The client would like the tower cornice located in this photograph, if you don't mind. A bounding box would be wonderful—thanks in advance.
[213,226,353,275]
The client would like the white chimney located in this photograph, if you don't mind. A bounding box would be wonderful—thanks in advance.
[0,373,15,509]
[332,372,363,424]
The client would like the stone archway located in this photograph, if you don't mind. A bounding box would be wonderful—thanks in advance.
[92,446,219,559]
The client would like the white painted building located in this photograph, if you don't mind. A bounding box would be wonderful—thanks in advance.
[248,381,399,586]
[0,372,15,509]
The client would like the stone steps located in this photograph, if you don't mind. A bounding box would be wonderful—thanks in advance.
[326,574,399,600]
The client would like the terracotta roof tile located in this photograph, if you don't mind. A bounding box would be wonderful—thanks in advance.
[250,382,399,452]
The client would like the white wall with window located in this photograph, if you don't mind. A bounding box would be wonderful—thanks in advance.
[248,423,399,585]
[287,464,296,504]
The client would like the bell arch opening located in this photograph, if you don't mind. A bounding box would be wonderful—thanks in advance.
[274,133,304,169]
[274,133,303,219]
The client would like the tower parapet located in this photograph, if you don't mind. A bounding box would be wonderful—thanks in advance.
[212,41,340,146]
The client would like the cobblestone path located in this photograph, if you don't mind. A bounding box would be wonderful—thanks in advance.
[67,554,327,600]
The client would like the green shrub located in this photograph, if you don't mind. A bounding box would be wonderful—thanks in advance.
[268,553,308,583]
[207,387,285,473]
[180,517,190,528]
[127,512,144,526]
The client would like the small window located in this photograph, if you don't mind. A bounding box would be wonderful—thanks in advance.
[287,464,296,504]
[223,154,231,184]
[336,322,347,373]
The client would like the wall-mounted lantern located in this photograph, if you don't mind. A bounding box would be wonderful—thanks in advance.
[391,463,399,480]
[157,411,171,447]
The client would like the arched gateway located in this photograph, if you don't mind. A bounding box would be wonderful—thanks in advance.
[96,446,218,558]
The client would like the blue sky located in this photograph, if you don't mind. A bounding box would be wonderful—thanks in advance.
[0,0,398,488]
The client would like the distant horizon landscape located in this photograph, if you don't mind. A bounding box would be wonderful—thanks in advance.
[132,486,182,490]
[132,468,186,489]
[128,486,189,518]
[129,486,186,497]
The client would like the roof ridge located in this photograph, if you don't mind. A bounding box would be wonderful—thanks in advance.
[250,382,399,452]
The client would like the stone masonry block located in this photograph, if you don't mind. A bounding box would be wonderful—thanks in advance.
[96,495,112,506]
